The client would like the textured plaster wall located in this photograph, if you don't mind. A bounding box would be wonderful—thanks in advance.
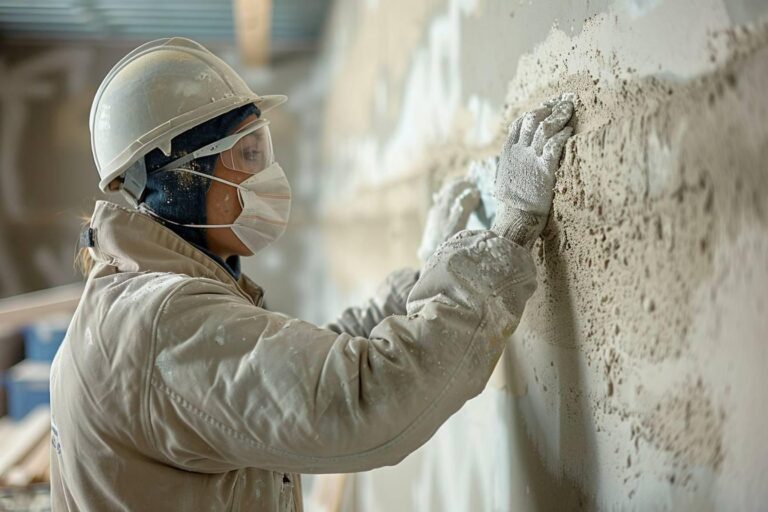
[310,0,768,509]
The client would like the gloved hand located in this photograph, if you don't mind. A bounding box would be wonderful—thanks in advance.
[417,176,481,263]
[492,96,574,248]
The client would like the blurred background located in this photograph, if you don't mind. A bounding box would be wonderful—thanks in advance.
[0,0,336,320]
[1,0,768,511]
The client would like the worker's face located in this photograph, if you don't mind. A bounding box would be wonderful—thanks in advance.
[205,114,260,258]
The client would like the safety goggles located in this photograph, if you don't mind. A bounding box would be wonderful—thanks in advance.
[157,118,274,175]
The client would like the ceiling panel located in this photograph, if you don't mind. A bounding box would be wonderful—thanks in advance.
[0,0,330,53]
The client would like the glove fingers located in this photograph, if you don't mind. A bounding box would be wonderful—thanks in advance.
[518,106,552,147]
[446,188,481,232]
[448,188,481,222]
[501,117,524,159]
[419,179,481,263]
[543,126,574,171]
[457,187,481,214]
[436,177,476,204]
[532,101,574,155]
[540,95,562,108]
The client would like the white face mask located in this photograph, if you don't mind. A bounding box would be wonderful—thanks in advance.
[144,162,292,255]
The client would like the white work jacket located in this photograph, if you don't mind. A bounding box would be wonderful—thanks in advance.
[50,200,536,511]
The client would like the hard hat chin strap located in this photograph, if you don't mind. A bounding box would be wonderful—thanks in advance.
[121,159,148,207]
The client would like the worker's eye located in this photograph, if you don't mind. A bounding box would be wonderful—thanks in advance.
[243,147,263,161]
[239,133,267,158]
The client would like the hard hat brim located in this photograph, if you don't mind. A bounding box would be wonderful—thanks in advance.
[256,94,287,114]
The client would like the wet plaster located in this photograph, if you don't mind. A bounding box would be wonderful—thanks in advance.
[506,18,768,508]
[314,0,768,509]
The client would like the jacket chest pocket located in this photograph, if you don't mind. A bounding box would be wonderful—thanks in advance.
[279,473,295,512]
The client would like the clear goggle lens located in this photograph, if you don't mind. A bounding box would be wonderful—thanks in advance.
[219,120,274,174]
[156,118,274,175]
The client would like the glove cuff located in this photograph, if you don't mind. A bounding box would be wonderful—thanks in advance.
[491,206,547,249]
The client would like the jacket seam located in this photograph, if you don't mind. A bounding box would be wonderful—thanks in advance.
[491,267,536,294]
[148,273,531,466]
[152,378,298,458]
[230,468,244,512]
[144,279,202,455]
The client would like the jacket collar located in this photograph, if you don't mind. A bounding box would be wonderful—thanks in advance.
[88,201,263,305]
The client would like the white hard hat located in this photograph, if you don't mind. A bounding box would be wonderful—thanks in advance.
[89,37,286,192]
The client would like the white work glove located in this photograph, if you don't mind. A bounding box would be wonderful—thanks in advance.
[492,96,574,248]
[417,177,481,263]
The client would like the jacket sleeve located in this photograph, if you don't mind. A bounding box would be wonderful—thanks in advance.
[324,268,419,338]
[146,230,536,474]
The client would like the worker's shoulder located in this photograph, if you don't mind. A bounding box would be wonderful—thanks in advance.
[86,270,250,326]
[93,269,236,293]
[90,270,189,299]
[153,272,248,302]
[128,272,255,316]
[86,270,232,313]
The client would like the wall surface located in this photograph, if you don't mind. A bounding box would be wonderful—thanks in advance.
[308,0,768,509]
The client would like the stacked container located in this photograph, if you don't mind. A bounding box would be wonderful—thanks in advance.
[4,315,70,420]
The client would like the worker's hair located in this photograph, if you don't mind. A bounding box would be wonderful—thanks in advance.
[74,215,94,278]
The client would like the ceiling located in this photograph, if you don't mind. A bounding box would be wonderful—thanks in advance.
[0,0,330,53]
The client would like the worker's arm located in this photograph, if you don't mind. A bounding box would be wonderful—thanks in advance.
[325,171,481,338]
[145,99,573,475]
[324,268,419,338]
[147,231,535,475]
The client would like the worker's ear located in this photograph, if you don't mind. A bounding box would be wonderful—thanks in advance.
[107,178,122,192]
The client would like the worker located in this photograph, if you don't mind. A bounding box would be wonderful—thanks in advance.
[49,37,573,511]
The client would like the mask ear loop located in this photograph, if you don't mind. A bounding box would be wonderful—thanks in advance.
[138,203,236,229]
[141,164,286,228]
[161,164,287,197]
[169,166,252,209]
[160,167,249,192]
[139,167,245,229]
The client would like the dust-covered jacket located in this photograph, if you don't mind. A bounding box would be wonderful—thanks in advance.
[49,200,536,511]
